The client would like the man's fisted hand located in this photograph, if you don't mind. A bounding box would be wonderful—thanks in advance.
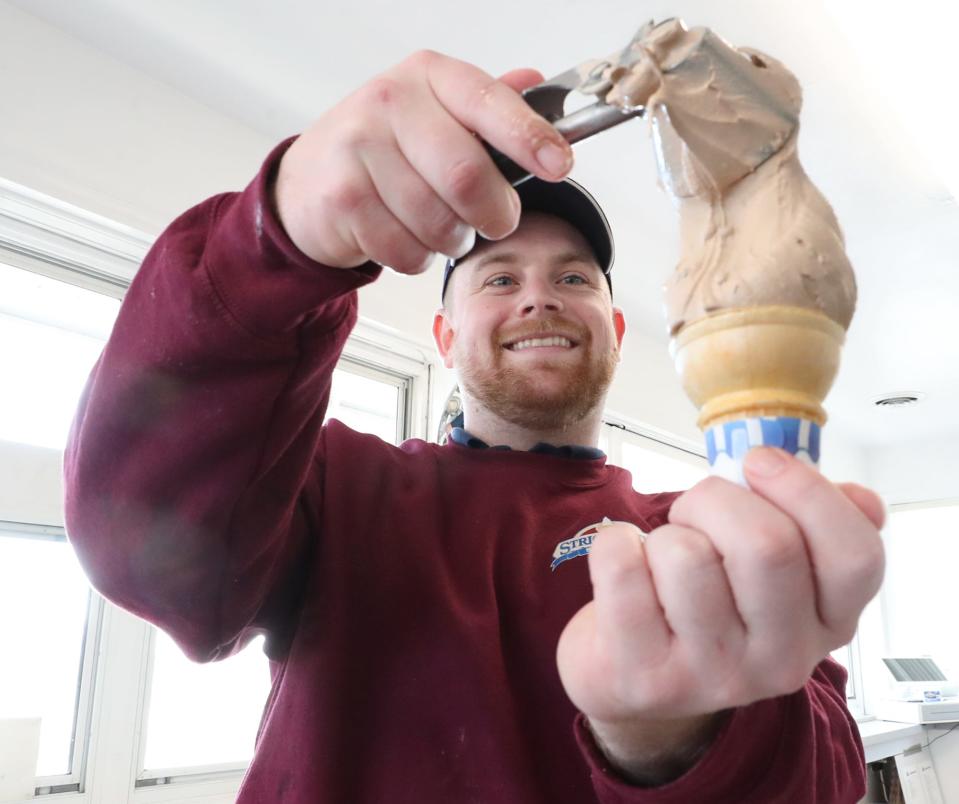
[273,51,573,273]
[556,447,885,778]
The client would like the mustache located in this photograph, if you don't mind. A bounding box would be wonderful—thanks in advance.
[496,317,590,345]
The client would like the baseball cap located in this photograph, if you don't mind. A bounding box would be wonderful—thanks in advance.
[441,177,614,302]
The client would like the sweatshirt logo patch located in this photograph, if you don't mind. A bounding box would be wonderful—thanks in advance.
[550,517,618,571]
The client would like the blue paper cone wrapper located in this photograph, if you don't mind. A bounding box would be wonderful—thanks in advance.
[705,416,820,485]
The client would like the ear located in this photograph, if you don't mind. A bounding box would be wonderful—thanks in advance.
[432,308,457,369]
[612,307,626,354]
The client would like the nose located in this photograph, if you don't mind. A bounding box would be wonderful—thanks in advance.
[516,275,564,316]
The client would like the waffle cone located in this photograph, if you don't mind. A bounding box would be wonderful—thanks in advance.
[670,305,846,430]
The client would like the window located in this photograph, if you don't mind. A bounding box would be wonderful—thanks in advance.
[0,527,89,777]
[881,502,959,679]
[0,261,120,794]
[327,359,411,443]
[0,523,98,788]
[0,262,120,450]
[602,419,708,493]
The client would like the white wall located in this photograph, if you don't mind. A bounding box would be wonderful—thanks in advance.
[0,2,271,235]
[866,435,959,505]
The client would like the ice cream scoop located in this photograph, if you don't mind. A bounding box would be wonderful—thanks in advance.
[485,19,798,189]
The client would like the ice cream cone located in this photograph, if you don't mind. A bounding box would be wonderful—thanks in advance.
[670,305,845,483]
[670,305,845,430]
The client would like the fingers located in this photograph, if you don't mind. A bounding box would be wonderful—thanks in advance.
[276,51,571,272]
[382,75,522,240]
[318,150,437,275]
[837,482,887,530]
[740,449,886,644]
[496,68,546,93]
[587,522,749,713]
[588,524,671,673]
[357,136,476,260]
[424,52,573,183]
[668,477,820,676]
[643,525,747,685]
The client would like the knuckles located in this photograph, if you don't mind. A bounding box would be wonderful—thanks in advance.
[403,48,441,73]
[647,525,716,574]
[322,175,376,218]
[744,520,806,573]
[444,158,488,207]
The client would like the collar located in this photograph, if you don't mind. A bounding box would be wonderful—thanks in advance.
[449,427,605,460]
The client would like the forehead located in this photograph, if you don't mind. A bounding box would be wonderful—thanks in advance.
[458,212,599,275]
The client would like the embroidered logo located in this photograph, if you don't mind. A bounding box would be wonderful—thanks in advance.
[551,517,620,571]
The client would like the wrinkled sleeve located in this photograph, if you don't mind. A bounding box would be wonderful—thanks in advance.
[64,137,380,662]
[574,657,865,803]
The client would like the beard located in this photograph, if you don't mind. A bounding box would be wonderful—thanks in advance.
[454,316,619,432]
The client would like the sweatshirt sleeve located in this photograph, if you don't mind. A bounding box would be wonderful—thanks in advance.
[64,137,381,662]
[574,657,865,803]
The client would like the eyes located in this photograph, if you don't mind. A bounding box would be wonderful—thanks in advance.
[484,273,591,289]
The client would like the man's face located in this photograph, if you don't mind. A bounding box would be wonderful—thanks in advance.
[432,212,626,431]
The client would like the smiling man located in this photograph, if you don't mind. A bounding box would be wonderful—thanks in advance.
[64,51,883,803]
[434,181,624,448]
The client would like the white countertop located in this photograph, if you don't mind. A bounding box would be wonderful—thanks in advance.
[857,719,924,763]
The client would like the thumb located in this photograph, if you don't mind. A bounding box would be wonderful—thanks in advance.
[497,68,545,93]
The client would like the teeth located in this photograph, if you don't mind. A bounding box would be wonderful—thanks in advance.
[510,336,572,351]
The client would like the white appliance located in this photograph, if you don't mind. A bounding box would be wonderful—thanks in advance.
[877,657,959,725]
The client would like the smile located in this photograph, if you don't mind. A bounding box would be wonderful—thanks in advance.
[505,336,575,351]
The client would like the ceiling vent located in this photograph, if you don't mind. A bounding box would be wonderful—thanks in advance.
[873,392,924,407]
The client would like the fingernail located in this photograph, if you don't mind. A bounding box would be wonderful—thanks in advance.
[745,447,788,477]
[480,188,520,240]
[535,141,572,177]
[446,224,476,259]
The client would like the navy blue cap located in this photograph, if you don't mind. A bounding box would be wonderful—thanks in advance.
[441,177,614,301]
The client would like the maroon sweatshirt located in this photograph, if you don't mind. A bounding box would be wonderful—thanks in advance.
[64,139,866,803]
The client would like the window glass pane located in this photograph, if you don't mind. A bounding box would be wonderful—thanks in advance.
[881,504,959,677]
[142,631,271,772]
[327,367,401,444]
[0,263,120,450]
[0,533,91,777]
[621,441,707,494]
[830,646,855,699]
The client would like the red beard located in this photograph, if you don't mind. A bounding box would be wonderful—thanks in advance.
[455,316,618,431]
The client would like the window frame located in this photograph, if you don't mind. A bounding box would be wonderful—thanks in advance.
[601,413,708,474]
[1,521,103,796]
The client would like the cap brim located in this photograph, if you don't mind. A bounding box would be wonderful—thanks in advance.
[442,177,614,301]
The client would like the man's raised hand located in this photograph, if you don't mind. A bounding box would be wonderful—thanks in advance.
[273,52,573,273]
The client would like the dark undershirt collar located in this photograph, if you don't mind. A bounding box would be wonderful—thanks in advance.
[449,427,605,461]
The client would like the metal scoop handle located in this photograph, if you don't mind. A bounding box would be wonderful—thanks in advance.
[484,23,659,186]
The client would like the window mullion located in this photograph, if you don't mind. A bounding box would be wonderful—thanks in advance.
[84,603,153,804]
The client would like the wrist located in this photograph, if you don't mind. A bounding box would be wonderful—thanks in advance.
[586,710,730,787]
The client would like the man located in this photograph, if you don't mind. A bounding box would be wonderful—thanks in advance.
[65,51,884,802]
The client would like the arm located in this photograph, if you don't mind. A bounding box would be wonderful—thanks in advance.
[64,139,379,661]
[65,51,573,662]
[557,451,885,802]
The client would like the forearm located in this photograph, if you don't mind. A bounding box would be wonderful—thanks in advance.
[586,710,730,787]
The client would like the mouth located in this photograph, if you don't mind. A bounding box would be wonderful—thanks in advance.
[502,334,578,352]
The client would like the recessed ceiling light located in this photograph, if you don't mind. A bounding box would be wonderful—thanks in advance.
[872,392,925,407]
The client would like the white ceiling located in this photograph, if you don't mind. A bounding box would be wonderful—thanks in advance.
[12,0,959,449]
